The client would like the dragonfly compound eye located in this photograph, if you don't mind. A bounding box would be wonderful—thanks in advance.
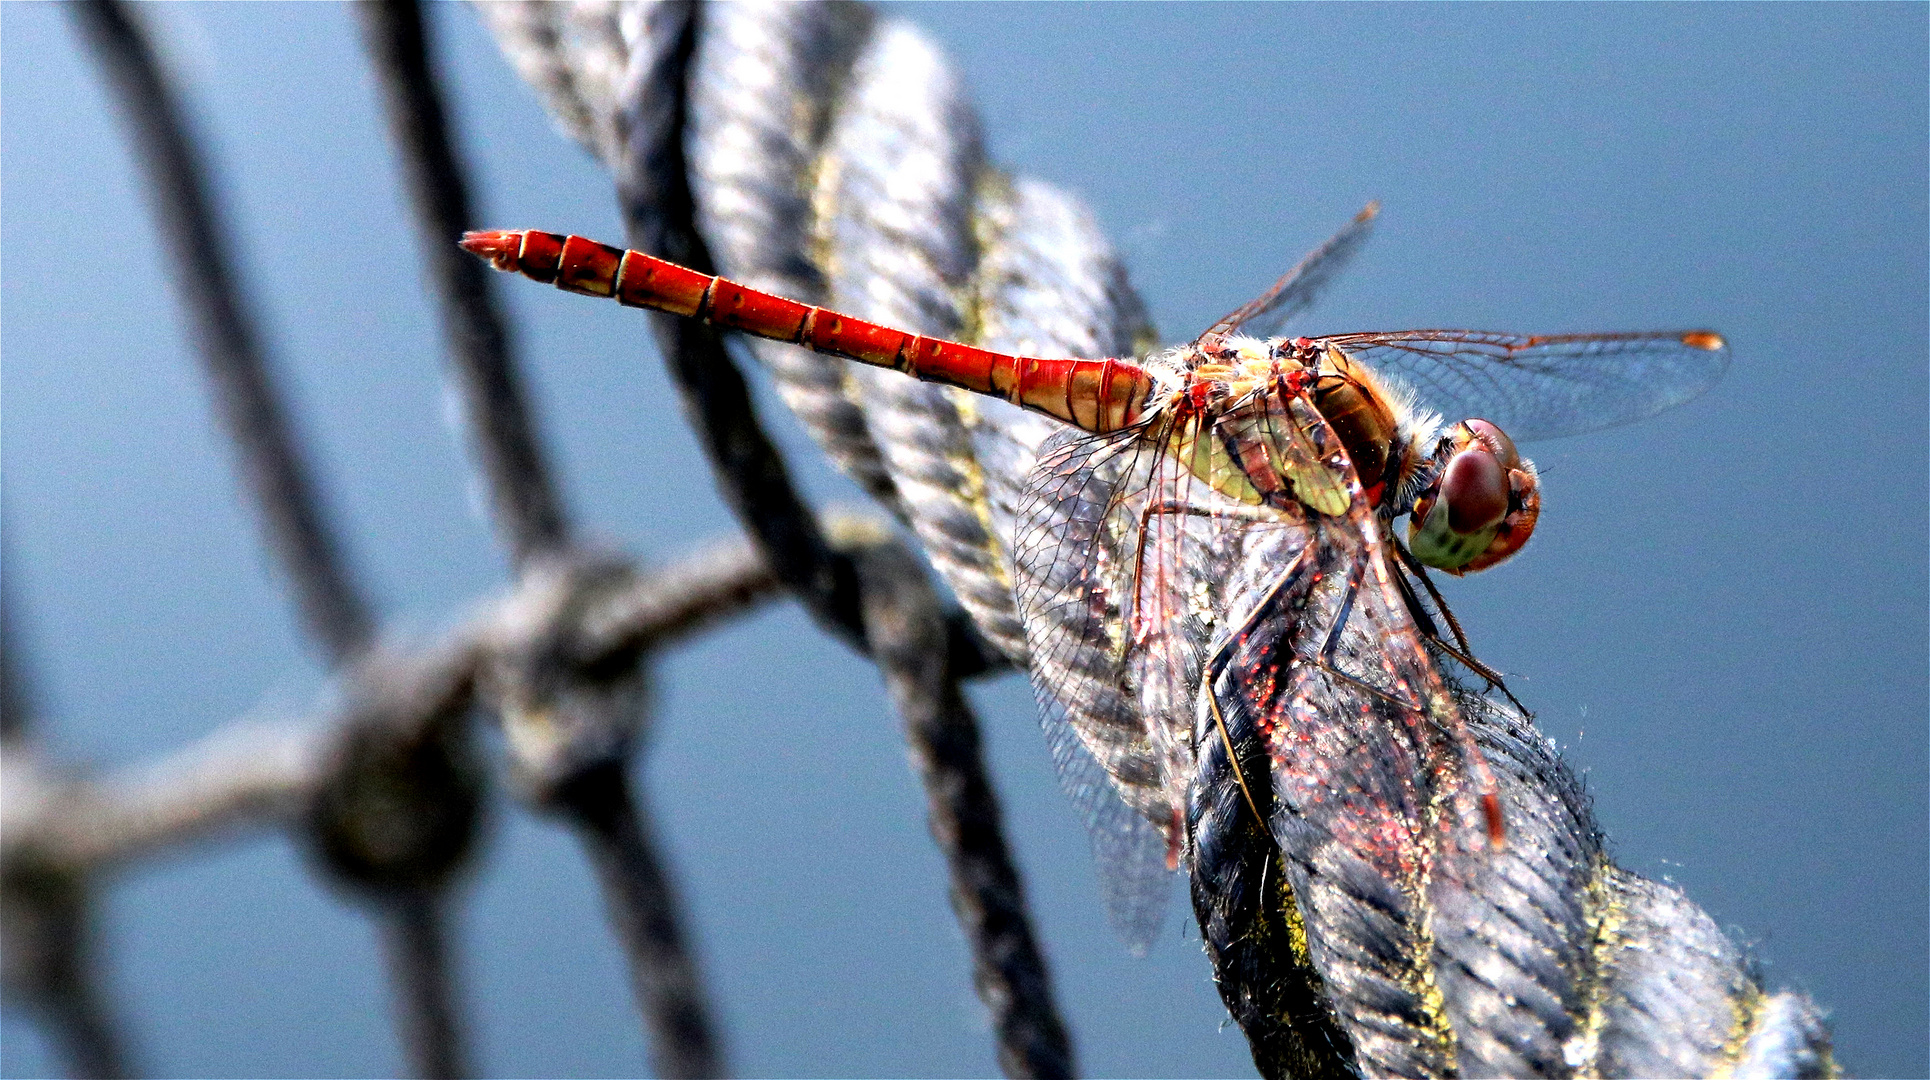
[1408,420,1541,575]
[1463,418,1520,470]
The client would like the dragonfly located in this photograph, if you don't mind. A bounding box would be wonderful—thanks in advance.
[461,207,1728,946]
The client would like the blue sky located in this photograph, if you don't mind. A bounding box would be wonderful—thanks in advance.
[3,4,1924,1076]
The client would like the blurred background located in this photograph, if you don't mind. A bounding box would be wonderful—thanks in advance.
[2,3,1923,1077]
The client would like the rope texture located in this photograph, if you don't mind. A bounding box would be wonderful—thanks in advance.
[603,3,1075,1072]
[476,4,1835,1077]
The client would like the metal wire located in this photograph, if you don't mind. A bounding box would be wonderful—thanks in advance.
[476,4,1838,1077]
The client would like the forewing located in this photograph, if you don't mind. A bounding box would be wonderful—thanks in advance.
[1205,203,1378,341]
[950,175,1160,666]
[1324,329,1730,441]
[1206,392,1494,1071]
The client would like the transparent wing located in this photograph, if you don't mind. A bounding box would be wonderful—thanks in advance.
[1013,426,1180,950]
[1015,410,1264,951]
[1321,329,1730,441]
[1203,391,1501,1063]
[1205,203,1379,341]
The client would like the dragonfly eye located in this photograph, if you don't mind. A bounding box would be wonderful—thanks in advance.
[1408,420,1541,575]
[1441,448,1509,534]
[1463,418,1519,470]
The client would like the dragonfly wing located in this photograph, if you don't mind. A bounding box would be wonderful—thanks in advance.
[1324,329,1730,441]
[952,176,1161,666]
[1038,700,1176,954]
[1205,392,1496,1072]
[1205,203,1378,341]
[1016,416,1252,949]
[1014,426,1177,948]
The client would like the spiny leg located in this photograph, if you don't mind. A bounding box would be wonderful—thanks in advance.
[1389,547,1448,644]
[1119,493,1296,837]
[1391,540,1529,718]
[1386,548,1519,708]
[1127,495,1284,644]
[1309,545,1431,715]
[1321,543,1507,847]
[1200,542,1320,830]
[1391,567,1522,714]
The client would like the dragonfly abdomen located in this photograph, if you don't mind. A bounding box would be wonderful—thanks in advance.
[461,229,1154,434]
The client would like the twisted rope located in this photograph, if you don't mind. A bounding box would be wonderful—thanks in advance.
[614,3,1071,1073]
[2,580,129,1080]
[0,522,811,1073]
[361,2,730,1072]
[478,4,1837,1078]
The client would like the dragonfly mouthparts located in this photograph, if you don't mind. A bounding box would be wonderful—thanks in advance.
[459,230,521,271]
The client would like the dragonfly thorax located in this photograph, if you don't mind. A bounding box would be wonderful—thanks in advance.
[1271,337,1545,576]
[1150,336,1427,520]
[1201,336,1436,508]
[1301,343,1408,501]
[1164,334,1543,575]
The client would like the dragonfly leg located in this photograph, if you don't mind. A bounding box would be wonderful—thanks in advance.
[1308,550,1429,715]
[1120,497,1296,828]
[1198,542,1321,830]
[1128,498,1283,643]
[1391,541,1530,718]
[1322,545,1509,847]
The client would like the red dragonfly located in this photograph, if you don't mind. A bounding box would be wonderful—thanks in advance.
[461,208,1727,946]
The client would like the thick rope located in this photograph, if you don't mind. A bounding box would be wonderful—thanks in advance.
[477,4,1835,1077]
[604,2,1073,1073]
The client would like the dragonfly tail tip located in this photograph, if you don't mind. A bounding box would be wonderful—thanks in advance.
[459,229,520,270]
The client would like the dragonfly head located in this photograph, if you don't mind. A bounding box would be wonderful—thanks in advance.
[1407,419,1540,576]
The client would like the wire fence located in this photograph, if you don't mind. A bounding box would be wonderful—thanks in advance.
[1,3,1839,1078]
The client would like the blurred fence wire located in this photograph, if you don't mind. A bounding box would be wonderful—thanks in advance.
[1,2,1836,1079]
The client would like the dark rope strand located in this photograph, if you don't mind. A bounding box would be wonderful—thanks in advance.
[611,1,1004,676]
[611,7,1066,1074]
[0,577,131,1079]
[69,0,375,665]
[552,762,723,1080]
[73,7,480,1077]
[356,0,569,566]
[380,891,470,1080]
[356,5,724,1071]
[857,542,1075,1079]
